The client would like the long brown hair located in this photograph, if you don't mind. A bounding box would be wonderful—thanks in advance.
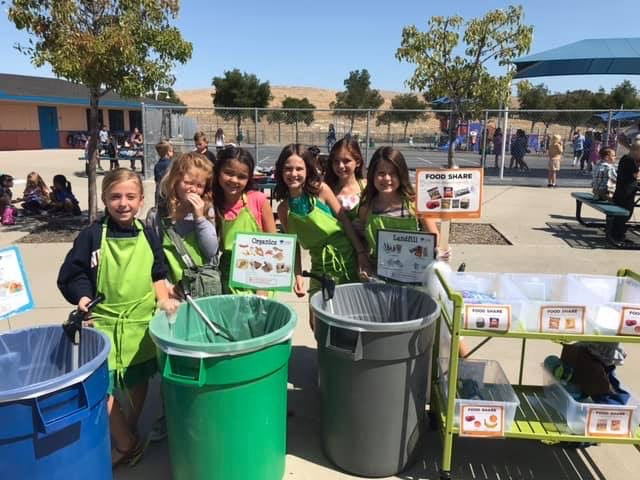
[324,137,365,191]
[361,146,414,207]
[161,152,214,221]
[273,144,321,200]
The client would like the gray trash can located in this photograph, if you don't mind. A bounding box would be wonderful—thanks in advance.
[310,283,440,477]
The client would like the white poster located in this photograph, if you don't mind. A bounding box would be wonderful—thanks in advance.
[416,168,483,218]
[376,229,436,283]
[0,246,34,321]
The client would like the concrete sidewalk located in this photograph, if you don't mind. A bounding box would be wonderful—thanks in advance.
[1,150,639,479]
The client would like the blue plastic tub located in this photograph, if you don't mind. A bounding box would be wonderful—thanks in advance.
[0,325,111,479]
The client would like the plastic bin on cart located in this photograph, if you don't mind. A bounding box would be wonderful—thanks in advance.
[570,274,640,335]
[444,272,528,331]
[504,273,595,332]
[0,326,111,480]
[149,295,297,480]
[310,283,439,477]
[542,369,640,436]
[439,358,520,431]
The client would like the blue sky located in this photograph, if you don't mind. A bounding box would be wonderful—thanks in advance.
[1,0,638,95]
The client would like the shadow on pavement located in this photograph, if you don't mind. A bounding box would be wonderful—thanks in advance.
[540,222,640,249]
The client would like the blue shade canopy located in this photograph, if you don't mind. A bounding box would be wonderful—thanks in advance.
[595,111,640,122]
[513,38,640,79]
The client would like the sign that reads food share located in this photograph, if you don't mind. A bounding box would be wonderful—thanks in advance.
[416,168,483,218]
[230,232,297,292]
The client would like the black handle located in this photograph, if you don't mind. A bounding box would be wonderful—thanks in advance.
[63,294,106,344]
[302,271,335,301]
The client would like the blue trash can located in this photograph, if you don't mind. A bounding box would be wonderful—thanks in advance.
[0,325,111,479]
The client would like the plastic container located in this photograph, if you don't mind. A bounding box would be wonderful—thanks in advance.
[542,369,640,435]
[0,325,111,479]
[570,274,640,335]
[439,358,520,431]
[310,283,439,477]
[149,295,297,480]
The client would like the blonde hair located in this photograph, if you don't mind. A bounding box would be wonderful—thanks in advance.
[101,168,144,202]
[552,134,562,144]
[25,171,48,194]
[155,140,172,158]
[193,131,208,143]
[161,152,214,221]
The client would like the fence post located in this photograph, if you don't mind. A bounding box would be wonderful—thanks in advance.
[500,106,509,179]
[254,108,259,164]
[141,102,149,179]
[606,109,613,147]
[365,110,371,166]
[481,110,488,168]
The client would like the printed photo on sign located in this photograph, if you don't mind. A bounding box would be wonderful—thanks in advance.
[539,306,585,334]
[459,404,505,437]
[416,168,483,218]
[0,246,35,321]
[618,307,640,336]
[376,229,436,284]
[586,407,634,438]
[464,305,512,332]
[230,232,296,292]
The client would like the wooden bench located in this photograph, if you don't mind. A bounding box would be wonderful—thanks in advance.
[570,192,638,248]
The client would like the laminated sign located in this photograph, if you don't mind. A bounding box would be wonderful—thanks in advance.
[376,229,436,283]
[416,168,483,218]
[464,304,512,332]
[539,305,585,334]
[230,232,297,292]
[586,407,635,438]
[459,404,505,437]
[0,246,34,321]
[618,307,640,336]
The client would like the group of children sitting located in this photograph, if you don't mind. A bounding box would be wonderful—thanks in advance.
[0,172,81,225]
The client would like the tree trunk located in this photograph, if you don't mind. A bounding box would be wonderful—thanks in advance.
[278,123,281,143]
[387,123,391,142]
[403,122,408,141]
[447,111,458,168]
[294,120,299,144]
[349,114,355,134]
[88,92,100,222]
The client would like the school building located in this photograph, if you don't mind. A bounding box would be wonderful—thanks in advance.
[0,73,170,151]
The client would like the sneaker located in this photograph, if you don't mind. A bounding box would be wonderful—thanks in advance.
[149,416,167,442]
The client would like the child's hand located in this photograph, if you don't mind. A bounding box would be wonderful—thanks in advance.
[186,193,205,219]
[294,275,306,298]
[158,298,180,315]
[78,296,92,312]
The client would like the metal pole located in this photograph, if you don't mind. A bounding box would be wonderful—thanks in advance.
[141,102,148,179]
[481,110,489,167]
[254,108,259,164]
[365,110,371,166]
[606,109,613,147]
[500,106,509,179]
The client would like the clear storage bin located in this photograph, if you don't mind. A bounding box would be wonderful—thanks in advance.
[439,358,520,431]
[542,369,640,436]
[570,274,640,336]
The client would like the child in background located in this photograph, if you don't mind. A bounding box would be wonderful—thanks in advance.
[547,134,563,188]
[57,168,178,468]
[214,128,225,152]
[213,146,277,294]
[153,140,174,208]
[358,146,449,265]
[22,171,50,214]
[0,174,17,225]
[153,152,220,297]
[324,137,366,221]
[50,174,81,216]
[274,144,369,311]
[592,147,618,201]
[194,131,217,164]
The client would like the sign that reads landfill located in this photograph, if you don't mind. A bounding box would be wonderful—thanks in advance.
[459,404,505,437]
[0,246,34,321]
[585,407,634,438]
[376,229,436,283]
[230,232,297,292]
[415,168,483,219]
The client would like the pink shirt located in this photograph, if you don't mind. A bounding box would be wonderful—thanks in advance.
[223,190,267,230]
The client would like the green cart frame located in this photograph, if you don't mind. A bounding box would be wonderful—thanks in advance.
[431,268,640,480]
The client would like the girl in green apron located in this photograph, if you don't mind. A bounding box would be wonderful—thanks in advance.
[274,144,370,328]
[213,146,277,294]
[324,137,367,221]
[153,152,220,296]
[57,169,179,468]
[358,146,450,268]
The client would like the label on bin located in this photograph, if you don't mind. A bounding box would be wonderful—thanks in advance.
[229,232,297,292]
[464,305,511,332]
[459,404,505,437]
[0,246,34,321]
[376,229,436,283]
[539,306,585,334]
[618,307,640,336]
[585,407,635,438]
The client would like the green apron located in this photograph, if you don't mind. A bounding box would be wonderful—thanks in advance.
[365,201,419,258]
[162,227,207,285]
[287,196,358,295]
[92,219,157,388]
[220,194,261,294]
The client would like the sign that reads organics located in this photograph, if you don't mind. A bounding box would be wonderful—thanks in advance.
[230,232,297,292]
[416,168,483,218]
[0,246,35,321]
[376,229,436,283]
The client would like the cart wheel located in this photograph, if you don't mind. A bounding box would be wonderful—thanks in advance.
[439,469,451,480]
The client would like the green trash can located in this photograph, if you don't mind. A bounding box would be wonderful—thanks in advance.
[149,295,297,480]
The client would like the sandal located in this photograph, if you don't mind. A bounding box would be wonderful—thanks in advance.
[112,436,145,469]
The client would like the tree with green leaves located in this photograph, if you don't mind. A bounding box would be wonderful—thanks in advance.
[396,5,533,167]
[330,69,384,133]
[555,90,596,138]
[376,111,394,141]
[212,69,272,132]
[8,0,192,221]
[390,93,428,140]
[266,110,287,144]
[516,81,556,130]
[609,80,639,109]
[281,96,316,143]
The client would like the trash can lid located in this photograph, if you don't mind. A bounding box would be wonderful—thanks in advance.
[310,283,440,332]
[0,325,110,403]
[150,295,297,358]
